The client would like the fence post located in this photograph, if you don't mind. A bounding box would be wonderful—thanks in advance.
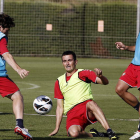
[81,3,87,55]
[0,0,4,13]
[137,0,140,37]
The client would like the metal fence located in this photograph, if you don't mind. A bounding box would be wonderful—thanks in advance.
[2,0,139,58]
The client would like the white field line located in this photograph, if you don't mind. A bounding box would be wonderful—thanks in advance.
[23,113,139,121]
[16,82,40,90]
[0,112,138,121]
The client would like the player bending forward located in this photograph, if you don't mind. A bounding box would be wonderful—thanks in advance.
[49,51,118,140]
[0,13,32,140]
[115,34,140,140]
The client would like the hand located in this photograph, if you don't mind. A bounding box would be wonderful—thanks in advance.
[94,68,102,78]
[17,69,29,79]
[115,42,126,50]
[49,129,58,136]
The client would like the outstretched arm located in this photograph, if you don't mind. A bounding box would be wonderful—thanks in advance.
[49,99,64,136]
[94,68,109,85]
[115,42,135,51]
[2,52,29,78]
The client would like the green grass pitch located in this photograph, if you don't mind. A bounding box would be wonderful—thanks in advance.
[0,57,139,140]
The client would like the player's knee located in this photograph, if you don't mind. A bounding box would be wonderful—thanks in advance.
[68,130,80,138]
[11,91,23,101]
[16,91,23,99]
[115,85,124,96]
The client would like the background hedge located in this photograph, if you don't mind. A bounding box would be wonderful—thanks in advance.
[4,1,137,58]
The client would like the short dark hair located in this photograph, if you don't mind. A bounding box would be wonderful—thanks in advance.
[0,13,15,28]
[62,51,76,61]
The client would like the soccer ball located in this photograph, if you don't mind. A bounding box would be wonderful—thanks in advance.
[33,95,53,115]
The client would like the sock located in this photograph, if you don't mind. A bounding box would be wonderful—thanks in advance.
[138,119,140,131]
[16,119,24,128]
[134,102,139,112]
[107,128,112,133]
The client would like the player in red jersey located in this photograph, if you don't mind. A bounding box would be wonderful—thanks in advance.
[49,51,118,140]
[0,13,32,140]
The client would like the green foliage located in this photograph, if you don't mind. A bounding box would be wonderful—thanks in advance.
[4,1,137,58]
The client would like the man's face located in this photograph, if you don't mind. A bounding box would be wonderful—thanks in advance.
[0,26,10,36]
[62,54,77,73]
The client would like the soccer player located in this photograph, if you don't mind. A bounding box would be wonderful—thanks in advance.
[115,37,140,140]
[49,51,118,140]
[0,13,32,140]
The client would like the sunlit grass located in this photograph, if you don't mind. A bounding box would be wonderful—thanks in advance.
[0,57,138,140]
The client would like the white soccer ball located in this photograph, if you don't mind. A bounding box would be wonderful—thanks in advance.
[33,95,53,115]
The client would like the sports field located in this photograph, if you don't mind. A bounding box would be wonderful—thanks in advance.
[0,56,139,140]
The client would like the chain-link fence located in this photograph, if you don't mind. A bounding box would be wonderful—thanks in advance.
[3,0,138,58]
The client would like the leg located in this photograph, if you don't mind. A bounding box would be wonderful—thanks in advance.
[130,89,140,140]
[7,90,24,119]
[7,91,33,140]
[116,80,140,140]
[67,100,118,139]
[87,100,110,130]
[68,125,93,138]
[66,100,102,138]
[115,80,139,108]
[87,101,118,139]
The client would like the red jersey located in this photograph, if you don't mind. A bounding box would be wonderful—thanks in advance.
[0,37,9,55]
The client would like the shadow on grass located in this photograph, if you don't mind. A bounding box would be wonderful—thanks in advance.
[0,129,74,140]
[0,112,13,115]
[0,129,126,140]
[33,138,74,140]
[117,132,130,137]
[0,129,13,131]
[0,137,75,140]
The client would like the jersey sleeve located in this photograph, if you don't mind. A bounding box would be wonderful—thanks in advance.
[0,37,9,55]
[78,69,97,83]
[54,80,64,99]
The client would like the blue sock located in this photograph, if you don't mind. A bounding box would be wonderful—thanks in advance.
[16,119,24,128]
[107,128,112,133]
[134,102,139,112]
